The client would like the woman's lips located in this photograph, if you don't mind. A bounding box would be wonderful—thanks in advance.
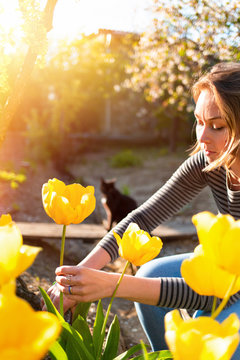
[205,150,216,156]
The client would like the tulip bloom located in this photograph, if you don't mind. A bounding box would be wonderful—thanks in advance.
[113,223,163,266]
[181,245,240,298]
[192,212,240,276]
[0,293,61,360]
[165,309,240,360]
[181,212,240,298]
[42,178,96,225]
[0,214,41,287]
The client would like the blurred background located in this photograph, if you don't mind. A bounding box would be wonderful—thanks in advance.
[0,0,238,221]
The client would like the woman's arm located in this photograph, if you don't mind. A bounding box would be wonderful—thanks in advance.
[42,247,112,312]
[78,246,111,269]
[55,265,161,306]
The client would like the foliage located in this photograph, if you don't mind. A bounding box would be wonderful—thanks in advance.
[41,289,143,360]
[121,184,130,196]
[19,33,140,162]
[110,149,142,168]
[0,0,57,148]
[126,0,240,149]
[0,170,26,189]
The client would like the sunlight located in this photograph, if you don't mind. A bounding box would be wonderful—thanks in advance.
[50,0,152,39]
[0,0,153,51]
[0,1,21,30]
[0,1,23,53]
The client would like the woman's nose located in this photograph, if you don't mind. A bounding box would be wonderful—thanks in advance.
[197,126,210,144]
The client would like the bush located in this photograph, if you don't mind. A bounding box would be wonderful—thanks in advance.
[110,149,142,168]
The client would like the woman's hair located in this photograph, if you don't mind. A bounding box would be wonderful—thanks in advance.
[190,62,240,172]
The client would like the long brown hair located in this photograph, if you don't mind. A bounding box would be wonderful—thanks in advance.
[190,62,240,172]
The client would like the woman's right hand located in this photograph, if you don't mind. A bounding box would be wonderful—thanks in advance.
[41,247,112,313]
[41,282,77,314]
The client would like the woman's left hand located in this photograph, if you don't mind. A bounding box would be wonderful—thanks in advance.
[55,265,120,302]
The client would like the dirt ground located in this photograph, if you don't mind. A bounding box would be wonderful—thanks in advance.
[0,140,218,355]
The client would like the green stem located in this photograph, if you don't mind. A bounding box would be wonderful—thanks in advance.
[60,224,67,266]
[59,224,66,317]
[212,274,238,320]
[97,260,130,360]
[211,296,217,316]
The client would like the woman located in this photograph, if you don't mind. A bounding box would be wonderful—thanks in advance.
[45,62,240,358]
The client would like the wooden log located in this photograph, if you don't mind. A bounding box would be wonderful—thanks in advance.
[17,222,197,242]
[17,222,107,242]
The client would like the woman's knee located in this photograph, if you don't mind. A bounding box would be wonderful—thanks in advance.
[136,258,161,278]
[136,253,192,279]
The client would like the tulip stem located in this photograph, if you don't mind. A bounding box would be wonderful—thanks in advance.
[97,260,130,360]
[211,296,217,316]
[60,225,67,266]
[212,274,238,320]
[59,224,66,317]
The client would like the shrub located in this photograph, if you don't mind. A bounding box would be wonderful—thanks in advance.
[110,149,142,168]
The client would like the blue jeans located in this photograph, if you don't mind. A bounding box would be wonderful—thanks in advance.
[135,253,240,359]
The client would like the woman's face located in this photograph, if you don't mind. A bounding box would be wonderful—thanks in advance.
[195,89,229,163]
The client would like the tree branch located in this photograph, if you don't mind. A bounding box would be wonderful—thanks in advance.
[0,0,58,146]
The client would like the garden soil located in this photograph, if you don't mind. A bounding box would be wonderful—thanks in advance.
[0,137,218,356]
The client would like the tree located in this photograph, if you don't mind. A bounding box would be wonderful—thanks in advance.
[21,31,150,165]
[126,0,240,151]
[0,0,58,147]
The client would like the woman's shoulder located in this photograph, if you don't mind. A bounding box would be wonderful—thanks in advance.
[181,150,207,171]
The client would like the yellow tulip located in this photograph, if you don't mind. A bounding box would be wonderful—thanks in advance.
[0,214,41,287]
[0,293,61,360]
[181,245,240,298]
[165,309,240,360]
[113,223,163,266]
[192,212,240,276]
[42,178,96,225]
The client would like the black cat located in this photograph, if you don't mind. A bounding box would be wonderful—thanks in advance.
[100,178,137,230]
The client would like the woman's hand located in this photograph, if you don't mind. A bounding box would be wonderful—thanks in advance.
[55,265,120,303]
[41,282,77,313]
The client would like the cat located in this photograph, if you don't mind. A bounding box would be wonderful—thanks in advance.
[100,177,137,231]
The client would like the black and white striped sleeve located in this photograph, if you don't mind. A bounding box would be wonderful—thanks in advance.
[158,277,240,312]
[97,151,208,262]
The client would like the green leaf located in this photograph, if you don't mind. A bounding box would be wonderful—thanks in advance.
[48,341,68,360]
[113,344,144,360]
[72,301,92,322]
[62,321,95,360]
[92,299,105,357]
[72,314,95,356]
[39,286,64,322]
[65,334,85,360]
[102,315,120,360]
[132,350,173,360]
[65,333,86,360]
[39,287,94,360]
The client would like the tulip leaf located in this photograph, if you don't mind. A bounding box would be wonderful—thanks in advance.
[62,321,95,360]
[113,344,144,360]
[39,286,64,322]
[102,315,120,360]
[72,314,95,356]
[39,287,95,359]
[72,301,92,322]
[48,340,68,360]
[131,350,173,359]
[93,299,105,357]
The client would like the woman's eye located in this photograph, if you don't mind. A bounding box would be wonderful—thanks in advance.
[212,126,224,131]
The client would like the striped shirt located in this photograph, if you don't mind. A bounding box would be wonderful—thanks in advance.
[97,151,240,311]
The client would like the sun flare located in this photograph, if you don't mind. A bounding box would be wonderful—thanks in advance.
[0,0,152,51]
